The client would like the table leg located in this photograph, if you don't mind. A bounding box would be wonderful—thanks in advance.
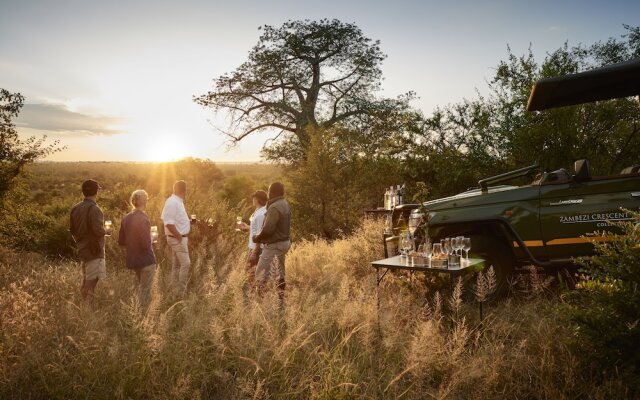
[376,267,380,312]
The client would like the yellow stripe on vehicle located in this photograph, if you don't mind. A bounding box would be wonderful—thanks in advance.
[513,236,612,248]
[513,240,545,248]
[546,236,611,245]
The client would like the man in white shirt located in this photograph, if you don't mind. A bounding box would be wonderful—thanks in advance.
[161,180,191,297]
[238,190,268,295]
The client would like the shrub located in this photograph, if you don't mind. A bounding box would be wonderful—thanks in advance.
[564,211,640,394]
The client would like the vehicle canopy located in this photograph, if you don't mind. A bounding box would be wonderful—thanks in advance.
[526,57,640,111]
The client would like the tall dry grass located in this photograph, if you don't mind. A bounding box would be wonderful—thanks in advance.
[0,220,629,399]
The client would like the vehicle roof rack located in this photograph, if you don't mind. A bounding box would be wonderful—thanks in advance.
[478,164,539,193]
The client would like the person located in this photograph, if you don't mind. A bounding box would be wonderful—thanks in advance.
[237,190,268,295]
[118,189,156,311]
[161,180,191,297]
[252,182,292,305]
[70,179,108,303]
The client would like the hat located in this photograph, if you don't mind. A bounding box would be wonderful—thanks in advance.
[82,179,102,194]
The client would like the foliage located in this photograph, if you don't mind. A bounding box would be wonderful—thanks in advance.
[0,89,62,198]
[403,25,640,199]
[194,19,415,164]
[564,212,640,391]
[0,220,632,399]
[216,174,260,207]
[287,126,400,238]
[0,161,279,257]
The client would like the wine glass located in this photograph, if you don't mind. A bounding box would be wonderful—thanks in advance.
[442,238,451,256]
[235,216,243,232]
[150,226,158,243]
[404,235,415,257]
[462,237,471,260]
[104,220,113,237]
[455,236,464,256]
[398,234,407,258]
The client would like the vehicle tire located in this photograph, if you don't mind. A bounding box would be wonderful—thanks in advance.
[470,235,516,297]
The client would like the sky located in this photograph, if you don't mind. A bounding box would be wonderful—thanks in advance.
[1,0,638,162]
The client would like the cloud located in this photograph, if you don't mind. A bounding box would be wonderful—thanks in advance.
[15,103,124,135]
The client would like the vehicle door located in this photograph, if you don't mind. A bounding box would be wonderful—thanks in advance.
[539,174,640,260]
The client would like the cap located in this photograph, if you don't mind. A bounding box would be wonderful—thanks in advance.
[82,179,102,192]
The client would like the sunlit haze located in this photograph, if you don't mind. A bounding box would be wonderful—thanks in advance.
[1,0,638,162]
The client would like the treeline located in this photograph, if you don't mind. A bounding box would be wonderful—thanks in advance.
[0,160,281,257]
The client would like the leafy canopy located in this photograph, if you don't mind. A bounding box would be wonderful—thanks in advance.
[194,19,413,162]
[0,89,62,198]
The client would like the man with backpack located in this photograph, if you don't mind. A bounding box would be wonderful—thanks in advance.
[70,179,109,303]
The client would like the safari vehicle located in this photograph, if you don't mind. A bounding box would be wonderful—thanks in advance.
[406,160,640,277]
[398,57,640,282]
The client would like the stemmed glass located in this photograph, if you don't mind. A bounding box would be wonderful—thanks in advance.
[150,226,158,243]
[399,232,411,258]
[454,236,463,256]
[442,238,451,257]
[462,237,471,260]
[104,220,113,237]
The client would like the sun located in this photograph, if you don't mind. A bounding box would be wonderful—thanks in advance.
[142,138,188,162]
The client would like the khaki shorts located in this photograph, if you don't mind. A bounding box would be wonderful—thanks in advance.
[83,258,106,281]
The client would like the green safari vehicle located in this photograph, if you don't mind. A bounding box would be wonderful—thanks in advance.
[400,57,640,284]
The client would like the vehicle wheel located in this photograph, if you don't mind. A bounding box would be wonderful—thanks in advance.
[470,235,516,297]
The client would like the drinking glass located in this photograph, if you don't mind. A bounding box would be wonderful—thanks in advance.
[422,241,433,259]
[408,211,422,236]
[150,226,158,243]
[191,214,197,223]
[442,238,451,256]
[399,234,408,258]
[462,237,471,260]
[432,243,443,258]
[455,236,464,256]
[104,220,112,237]
[235,216,243,232]
[400,232,414,257]
[404,236,415,256]
[384,213,393,234]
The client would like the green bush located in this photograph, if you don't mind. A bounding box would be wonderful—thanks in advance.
[564,211,640,393]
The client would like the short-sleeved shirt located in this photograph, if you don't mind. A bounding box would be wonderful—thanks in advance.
[248,206,266,250]
[160,194,190,236]
[70,198,106,262]
[118,209,156,270]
